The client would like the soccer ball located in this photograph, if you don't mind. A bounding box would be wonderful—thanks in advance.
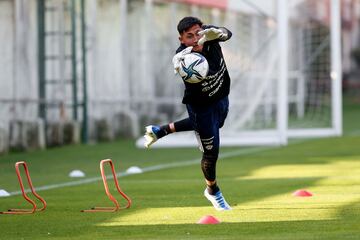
[178,53,209,83]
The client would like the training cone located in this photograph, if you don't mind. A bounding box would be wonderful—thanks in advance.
[0,189,10,197]
[126,166,143,174]
[197,215,221,224]
[293,189,313,197]
[69,170,86,178]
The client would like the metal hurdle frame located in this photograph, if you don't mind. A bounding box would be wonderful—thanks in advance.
[0,161,47,214]
[82,159,132,212]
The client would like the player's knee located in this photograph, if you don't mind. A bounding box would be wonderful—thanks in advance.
[203,153,218,162]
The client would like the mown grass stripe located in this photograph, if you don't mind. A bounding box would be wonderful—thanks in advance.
[8,146,275,196]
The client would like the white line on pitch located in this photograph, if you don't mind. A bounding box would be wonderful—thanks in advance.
[8,146,275,196]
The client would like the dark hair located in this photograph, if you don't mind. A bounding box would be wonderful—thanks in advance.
[177,16,203,34]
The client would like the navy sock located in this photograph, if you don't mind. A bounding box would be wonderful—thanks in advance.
[157,125,169,138]
[158,118,193,138]
[207,183,220,195]
[173,118,193,131]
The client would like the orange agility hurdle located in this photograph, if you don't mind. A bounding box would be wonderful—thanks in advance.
[0,161,46,214]
[82,159,132,212]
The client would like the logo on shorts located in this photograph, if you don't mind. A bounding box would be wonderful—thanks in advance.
[201,136,214,151]
[205,145,213,150]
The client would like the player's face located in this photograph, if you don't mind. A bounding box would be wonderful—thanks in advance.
[179,24,203,52]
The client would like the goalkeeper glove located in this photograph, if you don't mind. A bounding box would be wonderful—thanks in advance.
[172,46,193,74]
[198,27,228,45]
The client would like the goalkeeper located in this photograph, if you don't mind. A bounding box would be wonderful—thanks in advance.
[144,16,232,211]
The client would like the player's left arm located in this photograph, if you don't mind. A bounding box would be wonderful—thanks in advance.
[217,27,232,41]
[198,25,232,45]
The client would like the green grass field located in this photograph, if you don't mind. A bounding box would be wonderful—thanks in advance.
[1,99,360,239]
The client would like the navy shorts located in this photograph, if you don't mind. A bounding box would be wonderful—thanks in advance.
[186,97,229,157]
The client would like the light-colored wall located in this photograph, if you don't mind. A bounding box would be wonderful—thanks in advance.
[0,0,38,123]
[0,0,15,125]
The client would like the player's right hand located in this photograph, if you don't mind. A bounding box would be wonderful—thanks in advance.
[172,46,193,74]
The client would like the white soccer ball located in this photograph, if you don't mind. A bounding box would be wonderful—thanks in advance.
[178,53,209,83]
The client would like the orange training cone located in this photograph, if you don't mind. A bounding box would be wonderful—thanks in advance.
[197,215,221,224]
[293,189,313,197]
